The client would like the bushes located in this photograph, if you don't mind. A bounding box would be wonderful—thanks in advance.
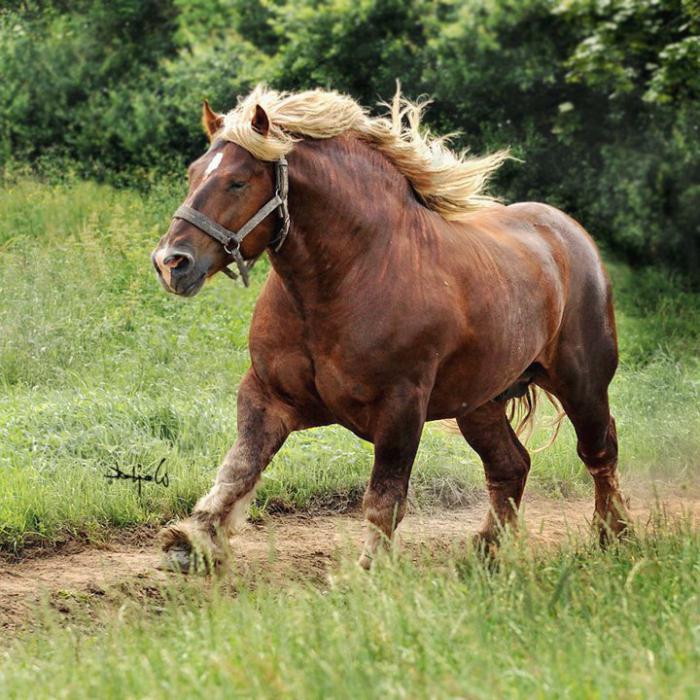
[0,0,698,277]
[0,1,179,167]
[552,0,700,272]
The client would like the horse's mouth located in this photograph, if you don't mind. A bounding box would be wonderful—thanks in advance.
[179,273,206,297]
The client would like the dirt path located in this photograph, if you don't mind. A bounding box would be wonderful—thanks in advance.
[2,492,699,632]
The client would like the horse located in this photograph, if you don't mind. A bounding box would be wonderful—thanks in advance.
[151,85,630,572]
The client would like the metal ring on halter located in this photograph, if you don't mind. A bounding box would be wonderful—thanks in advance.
[223,238,240,256]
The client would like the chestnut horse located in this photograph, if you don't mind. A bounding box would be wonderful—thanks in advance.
[152,86,629,571]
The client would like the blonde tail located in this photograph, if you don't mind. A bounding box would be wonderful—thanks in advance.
[506,386,565,452]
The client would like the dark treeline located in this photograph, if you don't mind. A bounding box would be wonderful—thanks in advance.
[1,0,698,276]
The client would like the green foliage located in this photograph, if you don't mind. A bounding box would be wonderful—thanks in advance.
[267,0,432,101]
[421,1,585,219]
[0,1,179,169]
[549,0,700,272]
[0,0,698,271]
[561,0,699,104]
[582,103,700,272]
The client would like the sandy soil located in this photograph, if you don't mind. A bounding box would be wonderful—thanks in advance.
[1,491,699,633]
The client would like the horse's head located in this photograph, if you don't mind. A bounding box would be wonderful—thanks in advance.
[152,101,281,296]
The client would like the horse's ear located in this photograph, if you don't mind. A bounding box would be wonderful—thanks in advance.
[202,100,224,141]
[251,104,270,137]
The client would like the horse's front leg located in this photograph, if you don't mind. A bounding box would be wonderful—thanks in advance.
[358,390,427,570]
[160,370,293,572]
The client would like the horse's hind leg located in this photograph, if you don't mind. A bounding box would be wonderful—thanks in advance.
[542,309,630,543]
[552,382,629,543]
[457,401,531,545]
[160,369,294,572]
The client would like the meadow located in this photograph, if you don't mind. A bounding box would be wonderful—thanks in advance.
[1,177,700,698]
[2,525,700,697]
[1,177,699,555]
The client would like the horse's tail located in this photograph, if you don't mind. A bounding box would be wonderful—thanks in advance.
[439,386,566,452]
[507,385,566,452]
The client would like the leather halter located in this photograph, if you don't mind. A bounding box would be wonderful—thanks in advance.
[172,156,290,287]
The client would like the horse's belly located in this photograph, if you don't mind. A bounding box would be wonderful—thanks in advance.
[427,321,552,419]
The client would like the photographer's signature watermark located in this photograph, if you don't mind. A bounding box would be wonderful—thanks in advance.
[104,458,169,496]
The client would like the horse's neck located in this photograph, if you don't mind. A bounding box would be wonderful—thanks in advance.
[269,138,421,296]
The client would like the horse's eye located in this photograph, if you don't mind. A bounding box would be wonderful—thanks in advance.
[229,181,245,191]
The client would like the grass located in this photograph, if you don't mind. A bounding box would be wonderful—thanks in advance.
[1,177,699,553]
[1,523,699,698]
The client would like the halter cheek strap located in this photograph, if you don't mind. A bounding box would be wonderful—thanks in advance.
[171,156,290,287]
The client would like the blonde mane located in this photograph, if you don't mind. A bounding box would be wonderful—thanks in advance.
[220,85,509,219]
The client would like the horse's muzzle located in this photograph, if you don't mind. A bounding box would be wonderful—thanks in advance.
[152,248,205,297]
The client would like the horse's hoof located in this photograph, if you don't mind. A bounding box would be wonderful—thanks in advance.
[596,518,632,547]
[473,528,499,546]
[159,544,195,573]
[471,531,501,562]
[357,552,373,570]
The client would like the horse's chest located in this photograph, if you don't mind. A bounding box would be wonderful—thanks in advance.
[313,355,380,407]
[306,349,400,434]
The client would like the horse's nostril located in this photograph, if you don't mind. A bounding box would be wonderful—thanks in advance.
[163,253,193,272]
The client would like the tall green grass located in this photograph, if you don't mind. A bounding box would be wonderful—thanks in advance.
[1,525,699,698]
[1,178,699,552]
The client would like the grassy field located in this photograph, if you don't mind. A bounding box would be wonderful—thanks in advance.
[1,177,699,554]
[2,525,700,697]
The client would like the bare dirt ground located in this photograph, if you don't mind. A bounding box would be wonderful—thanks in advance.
[2,489,699,633]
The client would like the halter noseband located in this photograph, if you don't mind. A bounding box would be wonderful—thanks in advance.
[171,156,290,287]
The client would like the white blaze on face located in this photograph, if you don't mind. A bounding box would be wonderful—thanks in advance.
[204,152,223,178]
[154,247,173,288]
